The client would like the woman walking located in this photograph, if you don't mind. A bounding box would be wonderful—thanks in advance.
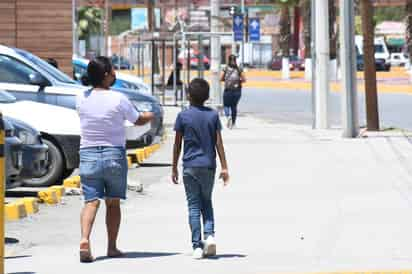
[76,56,153,263]
[221,54,246,129]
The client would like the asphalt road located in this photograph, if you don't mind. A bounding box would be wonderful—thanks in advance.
[240,88,412,131]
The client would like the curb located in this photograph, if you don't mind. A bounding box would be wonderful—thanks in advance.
[128,143,162,165]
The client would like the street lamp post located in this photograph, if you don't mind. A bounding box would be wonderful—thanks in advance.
[340,0,359,137]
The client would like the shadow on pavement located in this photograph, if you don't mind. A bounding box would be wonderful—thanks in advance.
[7,272,35,274]
[205,254,247,260]
[95,251,180,261]
[139,163,172,168]
[5,237,19,244]
[5,255,32,260]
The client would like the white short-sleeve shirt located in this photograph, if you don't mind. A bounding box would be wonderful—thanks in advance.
[76,89,140,148]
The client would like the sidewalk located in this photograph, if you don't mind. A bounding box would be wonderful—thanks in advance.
[5,107,412,274]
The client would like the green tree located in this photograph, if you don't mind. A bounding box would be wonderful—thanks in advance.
[77,7,103,47]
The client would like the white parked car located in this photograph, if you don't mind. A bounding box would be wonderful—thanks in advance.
[0,90,150,187]
[390,53,409,67]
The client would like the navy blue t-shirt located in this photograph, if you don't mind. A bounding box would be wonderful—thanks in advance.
[174,106,222,168]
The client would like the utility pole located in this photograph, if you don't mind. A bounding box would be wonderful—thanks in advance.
[241,0,245,68]
[310,0,316,129]
[360,0,379,131]
[210,0,222,106]
[340,0,359,138]
[314,0,330,129]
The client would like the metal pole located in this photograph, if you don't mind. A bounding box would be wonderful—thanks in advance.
[241,0,245,68]
[210,0,222,106]
[311,0,316,129]
[198,34,205,78]
[103,0,110,56]
[0,113,4,274]
[181,31,187,107]
[162,40,166,105]
[340,0,359,137]
[173,35,177,106]
[151,40,155,96]
[231,17,237,56]
[187,39,191,85]
[72,0,77,56]
[314,0,330,129]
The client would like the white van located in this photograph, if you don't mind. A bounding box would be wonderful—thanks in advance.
[355,35,391,71]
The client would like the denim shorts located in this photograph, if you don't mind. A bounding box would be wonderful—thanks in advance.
[79,146,128,202]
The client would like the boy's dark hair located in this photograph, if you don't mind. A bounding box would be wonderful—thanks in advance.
[87,56,113,87]
[188,78,209,105]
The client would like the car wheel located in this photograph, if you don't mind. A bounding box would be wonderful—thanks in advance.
[63,168,75,179]
[22,139,65,187]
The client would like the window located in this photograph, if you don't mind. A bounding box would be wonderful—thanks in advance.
[15,49,76,84]
[73,64,87,81]
[374,45,384,53]
[0,55,38,84]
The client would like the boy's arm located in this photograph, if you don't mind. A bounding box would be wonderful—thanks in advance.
[172,132,183,184]
[216,131,230,185]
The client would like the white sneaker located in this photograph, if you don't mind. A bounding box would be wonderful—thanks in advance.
[192,247,204,259]
[226,117,232,129]
[203,236,216,257]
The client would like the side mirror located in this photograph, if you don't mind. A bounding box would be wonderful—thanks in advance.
[29,72,49,88]
[80,74,89,86]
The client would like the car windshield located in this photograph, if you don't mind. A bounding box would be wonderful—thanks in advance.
[0,90,17,103]
[15,49,77,84]
[374,45,384,53]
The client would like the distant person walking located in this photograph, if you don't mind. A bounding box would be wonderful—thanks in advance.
[221,54,246,129]
[76,56,153,263]
[172,78,230,259]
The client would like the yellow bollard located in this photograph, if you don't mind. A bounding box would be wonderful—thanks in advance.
[0,113,5,273]
[135,149,145,163]
[63,176,81,189]
[143,147,151,158]
[127,156,133,168]
[38,189,60,205]
[18,198,39,215]
[50,186,65,200]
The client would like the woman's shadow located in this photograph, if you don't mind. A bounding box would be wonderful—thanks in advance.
[94,252,247,261]
[95,251,180,261]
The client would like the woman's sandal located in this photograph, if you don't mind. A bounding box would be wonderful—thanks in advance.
[80,241,94,263]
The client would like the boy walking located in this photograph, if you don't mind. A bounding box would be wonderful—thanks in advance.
[172,78,230,259]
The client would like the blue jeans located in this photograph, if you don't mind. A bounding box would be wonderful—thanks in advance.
[79,146,128,202]
[223,88,242,125]
[183,167,216,249]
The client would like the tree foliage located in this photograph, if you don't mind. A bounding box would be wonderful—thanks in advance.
[77,7,103,41]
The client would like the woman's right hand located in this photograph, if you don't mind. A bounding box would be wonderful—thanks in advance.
[135,112,154,125]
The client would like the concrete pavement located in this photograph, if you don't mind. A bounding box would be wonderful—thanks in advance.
[5,107,412,274]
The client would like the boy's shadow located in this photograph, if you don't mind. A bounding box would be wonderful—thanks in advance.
[204,254,247,260]
[95,251,180,261]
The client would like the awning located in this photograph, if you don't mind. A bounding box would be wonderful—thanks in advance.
[387,37,405,47]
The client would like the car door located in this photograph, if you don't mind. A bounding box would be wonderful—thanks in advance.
[0,54,53,104]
